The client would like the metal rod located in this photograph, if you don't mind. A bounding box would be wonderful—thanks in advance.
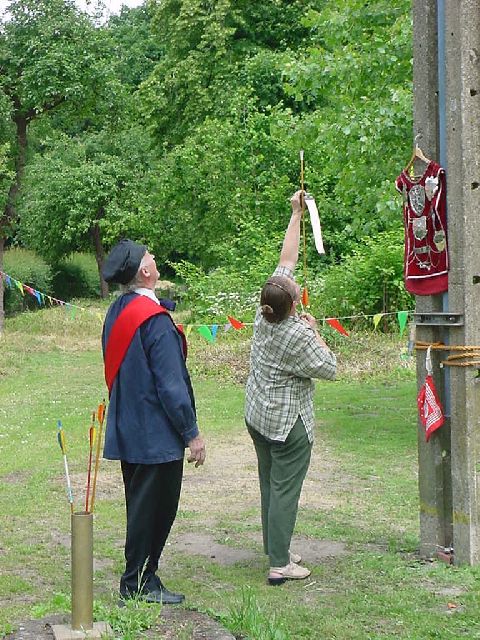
[437,0,451,417]
[71,512,93,631]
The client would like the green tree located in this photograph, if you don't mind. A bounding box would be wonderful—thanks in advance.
[19,126,157,297]
[0,0,116,324]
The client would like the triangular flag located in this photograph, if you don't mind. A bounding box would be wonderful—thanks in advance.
[185,325,193,337]
[301,287,309,307]
[197,325,214,343]
[65,303,76,318]
[15,280,24,295]
[373,313,384,329]
[5,275,11,287]
[224,323,232,332]
[326,318,349,337]
[397,311,409,336]
[34,290,42,305]
[177,323,184,333]
[211,324,218,340]
[227,315,245,330]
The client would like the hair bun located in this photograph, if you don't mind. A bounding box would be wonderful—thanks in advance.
[261,304,274,317]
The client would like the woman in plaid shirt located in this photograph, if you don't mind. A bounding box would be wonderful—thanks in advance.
[245,190,337,585]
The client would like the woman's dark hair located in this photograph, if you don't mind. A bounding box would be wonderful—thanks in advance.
[260,276,295,323]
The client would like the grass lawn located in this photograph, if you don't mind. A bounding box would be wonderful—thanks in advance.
[0,304,479,639]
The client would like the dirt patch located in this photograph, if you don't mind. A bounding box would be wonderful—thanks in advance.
[173,531,347,567]
[4,611,235,640]
[173,532,257,565]
[2,471,29,484]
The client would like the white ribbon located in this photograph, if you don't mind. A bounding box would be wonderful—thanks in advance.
[426,345,433,376]
[305,195,325,255]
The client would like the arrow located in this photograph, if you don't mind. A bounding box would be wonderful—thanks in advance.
[85,412,96,513]
[89,400,106,513]
[57,420,74,514]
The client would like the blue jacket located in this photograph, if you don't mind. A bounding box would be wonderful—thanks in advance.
[102,292,198,464]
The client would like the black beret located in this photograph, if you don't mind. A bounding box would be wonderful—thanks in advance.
[102,239,147,285]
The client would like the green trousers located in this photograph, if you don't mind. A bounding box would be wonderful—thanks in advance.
[247,416,312,567]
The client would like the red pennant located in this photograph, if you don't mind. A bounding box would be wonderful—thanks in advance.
[177,323,184,333]
[301,287,309,307]
[326,318,349,336]
[227,315,245,330]
[417,374,445,441]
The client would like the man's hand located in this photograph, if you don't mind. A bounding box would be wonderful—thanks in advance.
[187,434,206,468]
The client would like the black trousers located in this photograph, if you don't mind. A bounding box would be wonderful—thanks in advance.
[120,459,183,596]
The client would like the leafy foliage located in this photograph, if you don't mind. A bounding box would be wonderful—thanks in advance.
[283,0,412,257]
[0,0,116,120]
[6,0,413,322]
[51,252,101,300]
[310,228,413,321]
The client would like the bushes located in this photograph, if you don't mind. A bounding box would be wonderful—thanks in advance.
[310,228,414,323]
[51,253,101,300]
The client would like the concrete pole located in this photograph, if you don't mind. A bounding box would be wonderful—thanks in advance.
[443,0,480,565]
[413,0,453,557]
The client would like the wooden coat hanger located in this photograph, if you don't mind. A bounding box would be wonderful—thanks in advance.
[404,134,431,174]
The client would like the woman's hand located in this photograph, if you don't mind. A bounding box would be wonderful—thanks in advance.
[299,312,317,329]
[290,190,305,217]
[300,313,329,348]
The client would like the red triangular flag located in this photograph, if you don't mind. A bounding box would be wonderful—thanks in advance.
[301,287,309,307]
[326,318,349,336]
[417,374,445,441]
[227,315,245,330]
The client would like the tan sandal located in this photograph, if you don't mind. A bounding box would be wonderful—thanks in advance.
[268,561,311,586]
[289,550,302,564]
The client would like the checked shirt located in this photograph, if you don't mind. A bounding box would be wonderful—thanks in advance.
[245,266,336,444]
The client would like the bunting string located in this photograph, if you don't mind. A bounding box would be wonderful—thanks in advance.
[0,269,414,340]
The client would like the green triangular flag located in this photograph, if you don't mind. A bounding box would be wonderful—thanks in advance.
[397,311,408,336]
[197,325,214,343]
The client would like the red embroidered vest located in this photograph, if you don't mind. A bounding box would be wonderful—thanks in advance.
[395,161,448,295]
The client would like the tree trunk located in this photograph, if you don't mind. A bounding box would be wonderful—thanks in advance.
[0,236,4,334]
[91,220,109,299]
[2,115,28,228]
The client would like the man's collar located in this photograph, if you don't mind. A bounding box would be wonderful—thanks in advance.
[134,287,159,305]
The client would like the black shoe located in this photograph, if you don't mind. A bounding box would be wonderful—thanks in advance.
[119,586,185,606]
[143,587,185,605]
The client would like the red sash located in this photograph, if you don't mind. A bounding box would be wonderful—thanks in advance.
[104,295,187,394]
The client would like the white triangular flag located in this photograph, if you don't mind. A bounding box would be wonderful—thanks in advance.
[305,195,325,254]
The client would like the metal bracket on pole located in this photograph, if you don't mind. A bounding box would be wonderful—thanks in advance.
[413,312,464,326]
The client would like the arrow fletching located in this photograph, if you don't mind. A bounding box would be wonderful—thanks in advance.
[57,420,66,455]
[97,400,106,426]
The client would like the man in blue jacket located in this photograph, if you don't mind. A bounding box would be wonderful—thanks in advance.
[102,239,206,605]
